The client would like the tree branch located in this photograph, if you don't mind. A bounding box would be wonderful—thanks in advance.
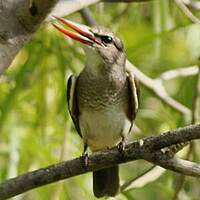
[192,66,200,123]
[120,165,165,191]
[80,8,98,26]
[126,60,191,116]
[182,0,200,10]
[158,65,199,81]
[48,0,100,21]
[0,124,199,199]
[0,0,59,75]
[175,0,200,25]
[50,0,152,20]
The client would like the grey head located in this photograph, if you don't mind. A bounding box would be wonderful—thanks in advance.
[84,26,126,70]
[52,17,126,69]
[86,26,126,67]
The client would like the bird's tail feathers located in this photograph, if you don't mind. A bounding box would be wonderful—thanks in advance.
[93,166,119,198]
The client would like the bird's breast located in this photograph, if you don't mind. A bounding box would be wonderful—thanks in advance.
[77,69,129,110]
[77,69,131,151]
[79,107,131,151]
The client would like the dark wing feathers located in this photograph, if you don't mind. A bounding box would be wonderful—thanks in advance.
[67,74,82,138]
[126,71,139,130]
[67,72,139,137]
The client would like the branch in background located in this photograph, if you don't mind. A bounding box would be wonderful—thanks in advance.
[192,66,200,124]
[172,174,185,200]
[171,142,192,199]
[111,4,131,23]
[120,138,190,193]
[0,124,200,199]
[0,0,59,75]
[146,152,200,177]
[120,166,165,192]
[49,0,152,22]
[159,65,199,81]
[175,0,200,25]
[182,0,200,10]
[48,0,100,21]
[80,8,98,26]
[126,61,191,116]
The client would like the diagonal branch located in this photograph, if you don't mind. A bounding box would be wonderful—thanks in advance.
[126,61,191,115]
[192,66,200,123]
[175,0,200,25]
[182,0,200,10]
[0,124,199,199]
[120,165,165,191]
[158,65,199,81]
[48,0,100,20]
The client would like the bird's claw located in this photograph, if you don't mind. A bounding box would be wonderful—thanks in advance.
[117,139,126,153]
[81,152,89,170]
[80,143,89,170]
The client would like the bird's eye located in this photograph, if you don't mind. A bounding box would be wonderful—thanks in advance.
[100,36,113,44]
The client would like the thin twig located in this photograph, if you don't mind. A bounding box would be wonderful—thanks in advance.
[175,0,200,25]
[172,174,185,200]
[49,0,152,22]
[171,146,191,200]
[48,0,100,21]
[112,4,131,23]
[0,124,200,199]
[120,139,189,192]
[159,66,199,81]
[192,66,200,124]
[80,8,98,26]
[126,60,191,116]
[120,165,165,192]
[182,0,200,10]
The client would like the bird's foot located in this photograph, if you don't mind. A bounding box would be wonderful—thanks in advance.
[81,143,89,170]
[117,138,126,154]
[81,152,89,170]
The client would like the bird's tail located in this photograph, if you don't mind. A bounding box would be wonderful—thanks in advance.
[93,166,119,198]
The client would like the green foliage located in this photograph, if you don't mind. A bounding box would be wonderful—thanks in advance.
[0,1,199,199]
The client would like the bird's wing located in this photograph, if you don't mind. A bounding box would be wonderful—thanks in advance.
[126,70,139,131]
[67,74,82,138]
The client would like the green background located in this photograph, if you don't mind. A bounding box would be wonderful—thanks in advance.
[0,1,199,199]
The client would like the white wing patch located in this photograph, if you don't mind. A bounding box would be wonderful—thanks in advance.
[68,75,77,115]
[127,71,139,112]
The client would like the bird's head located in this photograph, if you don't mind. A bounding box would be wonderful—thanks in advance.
[52,16,125,67]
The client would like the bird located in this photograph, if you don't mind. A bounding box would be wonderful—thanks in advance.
[52,16,139,198]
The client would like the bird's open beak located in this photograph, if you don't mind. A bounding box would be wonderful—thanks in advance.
[52,16,101,46]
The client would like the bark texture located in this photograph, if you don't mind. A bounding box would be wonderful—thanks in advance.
[0,0,59,74]
[0,124,199,199]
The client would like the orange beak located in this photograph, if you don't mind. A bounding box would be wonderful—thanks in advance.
[52,16,101,46]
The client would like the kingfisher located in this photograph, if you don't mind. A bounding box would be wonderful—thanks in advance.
[52,16,139,198]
